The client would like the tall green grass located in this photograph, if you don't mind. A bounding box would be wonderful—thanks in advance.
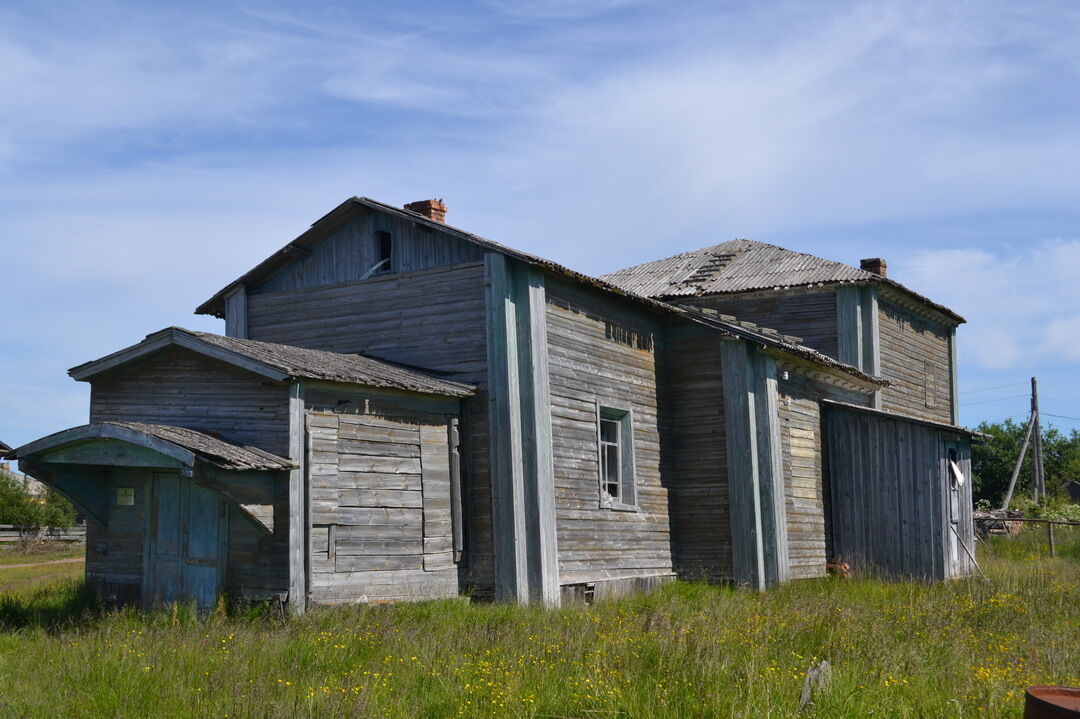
[0,541,1075,718]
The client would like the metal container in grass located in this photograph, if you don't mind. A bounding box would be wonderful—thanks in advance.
[1025,686,1080,718]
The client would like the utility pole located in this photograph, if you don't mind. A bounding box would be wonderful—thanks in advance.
[1001,414,1034,510]
[1031,377,1045,501]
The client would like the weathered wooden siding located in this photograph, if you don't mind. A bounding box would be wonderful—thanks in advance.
[84,467,145,604]
[305,406,460,604]
[677,291,839,359]
[253,211,483,295]
[823,404,974,580]
[89,347,291,457]
[545,279,674,585]
[777,375,826,579]
[878,299,954,424]
[247,263,487,379]
[245,261,493,593]
[225,480,290,600]
[663,324,731,581]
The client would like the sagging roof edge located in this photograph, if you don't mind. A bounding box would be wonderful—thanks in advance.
[195,196,881,388]
[821,399,990,440]
[657,278,964,326]
[12,422,298,472]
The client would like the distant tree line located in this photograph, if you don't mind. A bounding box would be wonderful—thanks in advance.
[972,419,1080,508]
[0,468,76,529]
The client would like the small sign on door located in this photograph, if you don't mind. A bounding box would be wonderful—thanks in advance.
[116,487,135,506]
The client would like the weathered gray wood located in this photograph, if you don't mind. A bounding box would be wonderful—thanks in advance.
[304,409,462,603]
[721,340,765,589]
[753,351,789,585]
[485,252,530,603]
[288,381,306,611]
[225,285,248,339]
[674,289,839,359]
[835,285,862,369]
[664,322,731,582]
[877,298,954,424]
[949,328,959,425]
[860,287,881,408]
[19,424,197,475]
[250,211,484,296]
[485,254,560,605]
[823,402,975,580]
[522,265,559,604]
[544,278,673,591]
[448,418,464,563]
[89,346,292,457]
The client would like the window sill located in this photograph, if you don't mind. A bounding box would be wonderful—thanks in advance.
[602,500,639,513]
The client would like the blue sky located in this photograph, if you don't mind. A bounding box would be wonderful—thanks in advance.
[2,0,1080,446]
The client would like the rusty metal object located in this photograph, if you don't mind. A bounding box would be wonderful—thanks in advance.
[1025,686,1080,718]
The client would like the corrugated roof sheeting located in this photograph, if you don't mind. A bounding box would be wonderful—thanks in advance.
[601,239,872,297]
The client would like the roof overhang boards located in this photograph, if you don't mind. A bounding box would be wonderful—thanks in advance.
[69,328,291,383]
[15,424,279,534]
[764,347,885,395]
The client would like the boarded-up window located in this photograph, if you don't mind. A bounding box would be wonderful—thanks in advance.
[925,361,937,408]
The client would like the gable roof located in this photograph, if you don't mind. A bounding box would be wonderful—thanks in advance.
[13,421,296,472]
[193,196,885,391]
[600,239,964,324]
[68,327,476,398]
[0,440,11,459]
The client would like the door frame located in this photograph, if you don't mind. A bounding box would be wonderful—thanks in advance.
[141,471,229,609]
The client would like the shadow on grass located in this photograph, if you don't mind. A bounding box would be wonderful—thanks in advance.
[0,578,293,634]
[0,578,99,631]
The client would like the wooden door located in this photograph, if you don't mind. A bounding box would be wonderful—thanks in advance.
[943,442,963,573]
[144,474,227,610]
[145,473,183,605]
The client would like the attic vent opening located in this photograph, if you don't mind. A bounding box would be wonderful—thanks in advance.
[361,231,394,279]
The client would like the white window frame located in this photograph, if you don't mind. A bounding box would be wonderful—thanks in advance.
[595,402,637,511]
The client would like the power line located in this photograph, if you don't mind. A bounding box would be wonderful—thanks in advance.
[959,382,1029,395]
[960,394,1029,407]
[1041,412,1080,423]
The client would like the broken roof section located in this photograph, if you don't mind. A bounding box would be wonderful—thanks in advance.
[192,196,885,391]
[600,239,964,324]
[69,327,476,398]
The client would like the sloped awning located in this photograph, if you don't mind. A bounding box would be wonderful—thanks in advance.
[13,422,293,532]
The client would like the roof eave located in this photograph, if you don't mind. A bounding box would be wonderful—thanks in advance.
[69,328,291,383]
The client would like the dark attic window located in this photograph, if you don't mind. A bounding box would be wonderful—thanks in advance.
[375,230,393,274]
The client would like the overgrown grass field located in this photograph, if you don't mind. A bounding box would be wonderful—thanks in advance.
[0,531,1077,718]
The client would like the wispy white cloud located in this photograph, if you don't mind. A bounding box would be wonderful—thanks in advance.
[892,239,1080,370]
[2,0,1080,441]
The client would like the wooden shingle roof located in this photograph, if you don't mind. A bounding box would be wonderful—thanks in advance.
[68,327,475,398]
[13,421,296,472]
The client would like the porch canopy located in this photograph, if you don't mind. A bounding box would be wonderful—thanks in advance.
[12,421,295,532]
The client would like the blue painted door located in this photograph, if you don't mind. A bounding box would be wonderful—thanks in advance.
[146,474,183,605]
[145,474,227,610]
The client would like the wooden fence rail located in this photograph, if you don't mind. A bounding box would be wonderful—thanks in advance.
[0,524,86,543]
[975,516,1077,558]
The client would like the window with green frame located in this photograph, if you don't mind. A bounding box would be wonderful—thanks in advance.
[597,404,637,510]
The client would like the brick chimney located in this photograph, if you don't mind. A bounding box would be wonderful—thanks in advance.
[404,199,447,224]
[860,257,887,277]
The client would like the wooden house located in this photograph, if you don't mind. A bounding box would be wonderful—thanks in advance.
[14,197,978,611]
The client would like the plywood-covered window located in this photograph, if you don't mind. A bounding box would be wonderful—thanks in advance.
[597,404,636,510]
